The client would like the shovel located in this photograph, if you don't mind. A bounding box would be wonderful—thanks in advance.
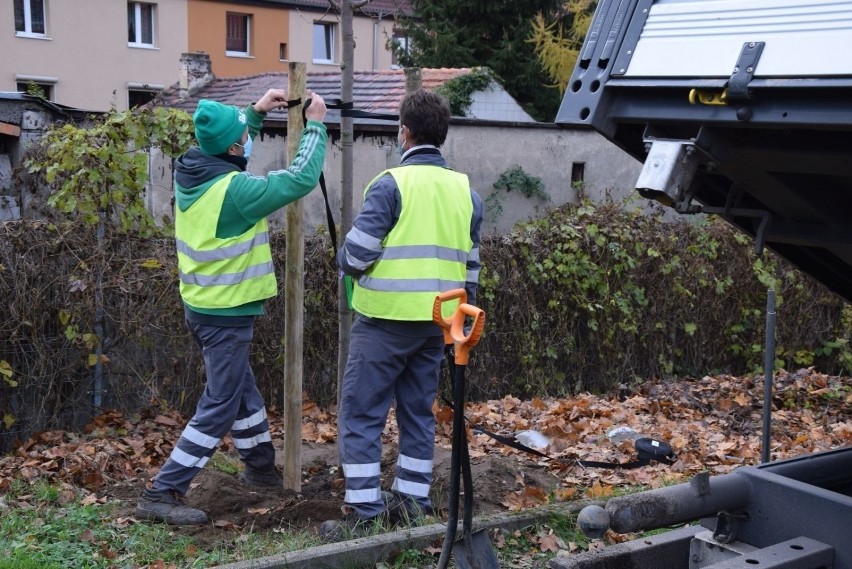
[433,289,500,569]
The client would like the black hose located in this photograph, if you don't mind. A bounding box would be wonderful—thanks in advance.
[437,360,465,569]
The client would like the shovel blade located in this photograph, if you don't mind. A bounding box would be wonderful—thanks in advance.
[452,530,500,569]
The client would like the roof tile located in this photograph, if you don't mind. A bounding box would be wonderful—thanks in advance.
[153,68,473,123]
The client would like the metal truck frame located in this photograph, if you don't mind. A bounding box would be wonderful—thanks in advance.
[554,1,852,567]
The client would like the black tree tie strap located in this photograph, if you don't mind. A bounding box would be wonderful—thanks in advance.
[278,96,401,256]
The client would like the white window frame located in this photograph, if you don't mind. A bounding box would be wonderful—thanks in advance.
[391,32,410,69]
[14,0,47,38]
[127,82,164,109]
[312,22,336,64]
[128,2,156,48]
[225,13,252,57]
[16,75,57,101]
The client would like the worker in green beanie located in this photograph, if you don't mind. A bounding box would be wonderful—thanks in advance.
[135,88,328,525]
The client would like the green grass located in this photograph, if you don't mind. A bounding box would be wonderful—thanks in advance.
[1,479,690,568]
[207,451,242,476]
[0,480,323,569]
[376,512,595,568]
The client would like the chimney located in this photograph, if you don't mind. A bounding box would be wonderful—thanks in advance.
[179,52,215,99]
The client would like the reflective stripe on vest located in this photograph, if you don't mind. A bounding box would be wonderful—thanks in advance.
[175,171,277,309]
[352,165,472,320]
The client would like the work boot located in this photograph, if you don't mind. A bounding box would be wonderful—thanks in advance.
[239,465,283,488]
[318,512,384,542]
[384,491,435,526]
[135,488,208,525]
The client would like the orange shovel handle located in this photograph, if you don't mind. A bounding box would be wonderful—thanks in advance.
[432,288,486,365]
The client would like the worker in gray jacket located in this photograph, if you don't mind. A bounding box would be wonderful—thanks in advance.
[321,89,483,540]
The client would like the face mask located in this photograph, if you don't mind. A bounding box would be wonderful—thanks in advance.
[397,127,407,158]
[242,137,253,159]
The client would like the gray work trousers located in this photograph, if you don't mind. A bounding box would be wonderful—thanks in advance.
[152,319,275,495]
[339,316,445,519]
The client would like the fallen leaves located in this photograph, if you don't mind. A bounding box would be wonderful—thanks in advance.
[450,369,851,495]
[584,481,614,499]
[535,528,562,552]
[501,485,550,511]
[0,369,849,518]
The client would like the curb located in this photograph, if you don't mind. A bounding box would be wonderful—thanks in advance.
[215,501,597,569]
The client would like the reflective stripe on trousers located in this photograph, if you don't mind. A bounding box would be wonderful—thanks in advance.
[338,316,444,519]
[152,319,275,495]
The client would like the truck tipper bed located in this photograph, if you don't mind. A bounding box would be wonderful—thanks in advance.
[554,1,852,567]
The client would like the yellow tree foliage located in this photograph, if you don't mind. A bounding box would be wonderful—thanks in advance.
[530,0,597,94]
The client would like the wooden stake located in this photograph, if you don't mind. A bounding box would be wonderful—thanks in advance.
[283,61,306,491]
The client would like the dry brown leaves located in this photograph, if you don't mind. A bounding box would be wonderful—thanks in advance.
[457,369,851,497]
[1,369,850,509]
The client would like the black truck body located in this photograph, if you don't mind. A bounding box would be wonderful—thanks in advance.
[554,1,852,567]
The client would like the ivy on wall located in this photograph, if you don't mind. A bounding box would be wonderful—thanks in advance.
[1,201,848,427]
[24,107,195,237]
[486,165,551,223]
[435,68,495,117]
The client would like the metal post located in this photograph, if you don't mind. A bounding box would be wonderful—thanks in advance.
[92,208,105,411]
[761,289,776,464]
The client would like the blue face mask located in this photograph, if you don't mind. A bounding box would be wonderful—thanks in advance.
[242,137,253,159]
[397,126,406,158]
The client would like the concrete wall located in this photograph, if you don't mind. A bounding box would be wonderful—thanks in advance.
[0,0,188,112]
[0,106,70,221]
[147,123,644,235]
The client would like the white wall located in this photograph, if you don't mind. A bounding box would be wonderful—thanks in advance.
[287,13,397,72]
[148,123,647,235]
[1,0,188,112]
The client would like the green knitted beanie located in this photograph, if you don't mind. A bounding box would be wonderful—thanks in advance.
[193,99,247,155]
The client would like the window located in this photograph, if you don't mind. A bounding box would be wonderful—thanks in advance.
[571,162,585,189]
[128,2,155,47]
[16,80,54,101]
[279,43,288,62]
[226,13,250,56]
[312,22,335,63]
[391,31,410,68]
[14,0,46,36]
[128,86,161,109]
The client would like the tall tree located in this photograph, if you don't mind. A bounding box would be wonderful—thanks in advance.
[333,0,362,465]
[530,0,598,95]
[396,0,568,121]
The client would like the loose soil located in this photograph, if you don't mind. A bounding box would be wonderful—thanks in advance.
[106,440,563,551]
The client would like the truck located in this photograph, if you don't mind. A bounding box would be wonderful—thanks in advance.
[553,0,852,567]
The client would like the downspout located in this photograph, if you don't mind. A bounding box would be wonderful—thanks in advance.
[372,11,384,70]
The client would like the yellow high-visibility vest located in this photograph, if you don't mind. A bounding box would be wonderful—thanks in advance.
[353,165,473,320]
[175,172,277,309]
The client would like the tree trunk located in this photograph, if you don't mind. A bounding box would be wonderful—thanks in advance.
[337,0,366,428]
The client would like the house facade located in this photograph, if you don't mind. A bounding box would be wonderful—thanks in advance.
[190,0,409,78]
[1,0,188,111]
[1,0,410,112]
